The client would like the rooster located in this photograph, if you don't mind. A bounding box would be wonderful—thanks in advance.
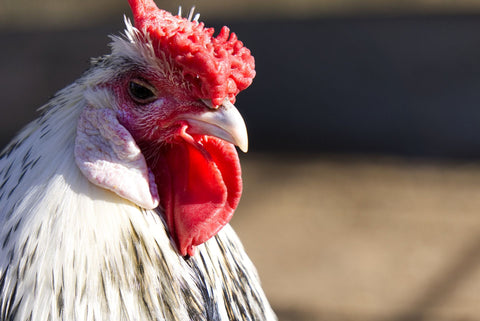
[0,0,277,320]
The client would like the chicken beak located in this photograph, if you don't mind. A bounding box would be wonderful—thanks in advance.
[183,100,249,153]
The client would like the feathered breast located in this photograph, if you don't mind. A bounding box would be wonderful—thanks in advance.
[0,81,275,320]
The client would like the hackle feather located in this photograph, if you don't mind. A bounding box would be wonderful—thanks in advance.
[0,19,276,321]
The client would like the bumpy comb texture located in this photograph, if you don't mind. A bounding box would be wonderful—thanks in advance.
[128,0,256,106]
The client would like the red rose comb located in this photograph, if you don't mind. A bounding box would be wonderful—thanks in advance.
[127,0,256,106]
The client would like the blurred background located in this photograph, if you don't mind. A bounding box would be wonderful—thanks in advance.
[3,0,480,320]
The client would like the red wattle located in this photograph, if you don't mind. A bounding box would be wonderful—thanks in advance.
[154,136,242,256]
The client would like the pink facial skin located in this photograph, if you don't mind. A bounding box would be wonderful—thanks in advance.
[75,105,159,210]
[75,71,242,256]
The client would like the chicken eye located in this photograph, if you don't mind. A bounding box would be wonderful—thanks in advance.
[128,79,157,104]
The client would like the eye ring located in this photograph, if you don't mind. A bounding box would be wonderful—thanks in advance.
[128,79,157,104]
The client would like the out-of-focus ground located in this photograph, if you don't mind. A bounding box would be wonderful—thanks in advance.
[4,1,480,320]
[235,154,480,321]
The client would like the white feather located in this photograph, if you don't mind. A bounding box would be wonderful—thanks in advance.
[0,20,277,321]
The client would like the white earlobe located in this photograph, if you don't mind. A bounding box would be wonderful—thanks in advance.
[75,105,159,209]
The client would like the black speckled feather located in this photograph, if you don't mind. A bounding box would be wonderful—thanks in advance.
[0,8,276,321]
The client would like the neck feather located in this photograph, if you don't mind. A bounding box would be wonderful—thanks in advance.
[0,82,276,320]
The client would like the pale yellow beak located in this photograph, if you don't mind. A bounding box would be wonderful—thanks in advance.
[182,99,249,153]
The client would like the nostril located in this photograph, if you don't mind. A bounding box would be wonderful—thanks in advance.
[201,99,219,110]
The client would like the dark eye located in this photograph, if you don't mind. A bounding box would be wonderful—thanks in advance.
[128,79,157,104]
